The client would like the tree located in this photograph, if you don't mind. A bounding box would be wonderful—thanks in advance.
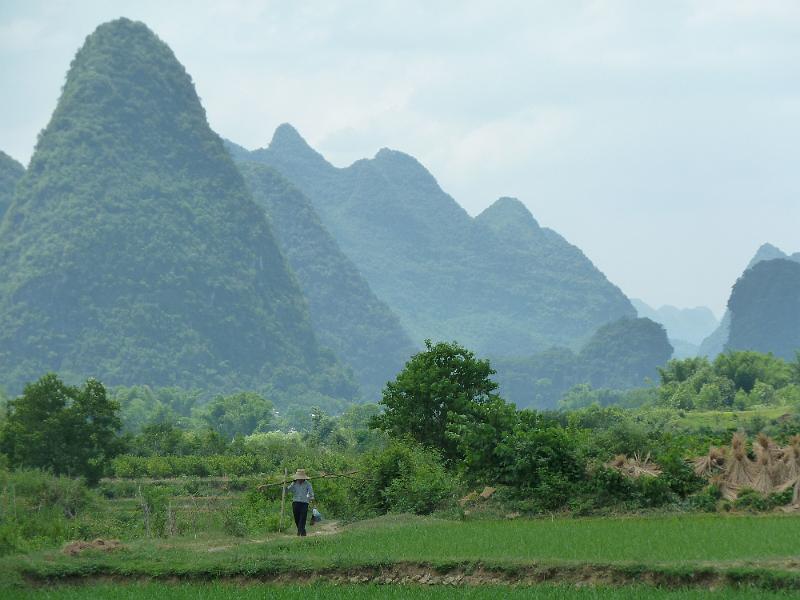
[372,340,499,461]
[200,392,274,439]
[0,374,122,484]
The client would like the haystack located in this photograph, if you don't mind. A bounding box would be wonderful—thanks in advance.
[750,453,774,495]
[693,446,726,478]
[723,446,755,497]
[606,452,661,478]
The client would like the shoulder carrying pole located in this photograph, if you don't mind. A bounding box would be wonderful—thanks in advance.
[279,467,287,533]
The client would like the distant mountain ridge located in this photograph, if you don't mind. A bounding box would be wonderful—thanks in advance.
[232,157,416,399]
[699,244,800,358]
[631,300,718,346]
[233,124,636,357]
[0,19,354,400]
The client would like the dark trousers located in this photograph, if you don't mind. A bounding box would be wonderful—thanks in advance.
[292,501,309,536]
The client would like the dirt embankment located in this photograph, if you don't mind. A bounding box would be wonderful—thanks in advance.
[25,560,800,590]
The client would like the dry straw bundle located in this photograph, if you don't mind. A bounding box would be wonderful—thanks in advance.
[606,452,661,478]
[693,446,726,478]
[697,432,800,504]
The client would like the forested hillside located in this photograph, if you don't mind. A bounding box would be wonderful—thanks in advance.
[233,125,635,356]
[0,19,353,401]
[726,259,800,360]
[494,317,672,408]
[0,150,24,218]
[235,160,416,399]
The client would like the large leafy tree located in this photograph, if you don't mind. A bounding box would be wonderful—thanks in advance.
[200,391,274,439]
[372,340,500,461]
[0,374,122,483]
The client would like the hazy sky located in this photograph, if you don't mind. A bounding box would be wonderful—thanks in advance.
[2,1,799,316]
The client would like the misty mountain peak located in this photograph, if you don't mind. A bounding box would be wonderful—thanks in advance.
[480,197,540,227]
[476,197,542,240]
[372,147,439,183]
[264,123,329,170]
[747,243,787,269]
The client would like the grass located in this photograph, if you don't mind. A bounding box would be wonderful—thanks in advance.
[675,405,793,429]
[273,513,800,564]
[5,513,800,591]
[6,583,800,599]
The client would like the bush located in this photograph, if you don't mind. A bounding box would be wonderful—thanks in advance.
[351,441,459,516]
[0,469,96,555]
[223,489,281,536]
[689,484,721,512]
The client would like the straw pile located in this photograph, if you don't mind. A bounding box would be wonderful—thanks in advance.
[606,452,661,478]
[698,432,800,504]
[693,446,726,477]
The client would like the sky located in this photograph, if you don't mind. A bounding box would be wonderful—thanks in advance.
[2,1,799,317]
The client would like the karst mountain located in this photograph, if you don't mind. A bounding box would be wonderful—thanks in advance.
[232,157,415,398]
[0,19,353,399]
[233,125,636,357]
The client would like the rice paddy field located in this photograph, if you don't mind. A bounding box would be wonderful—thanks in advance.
[4,513,800,595]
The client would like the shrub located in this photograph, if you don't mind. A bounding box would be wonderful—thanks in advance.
[351,441,459,516]
[690,484,721,512]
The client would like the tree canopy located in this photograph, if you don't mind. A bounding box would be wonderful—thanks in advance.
[0,374,122,483]
[372,340,500,461]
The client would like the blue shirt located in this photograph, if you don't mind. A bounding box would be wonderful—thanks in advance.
[286,480,314,503]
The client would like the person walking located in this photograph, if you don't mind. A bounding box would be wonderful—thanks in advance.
[285,468,314,536]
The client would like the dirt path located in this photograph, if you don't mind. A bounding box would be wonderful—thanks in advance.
[206,520,341,552]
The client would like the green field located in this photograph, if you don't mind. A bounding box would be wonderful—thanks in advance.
[6,583,800,600]
[5,514,800,592]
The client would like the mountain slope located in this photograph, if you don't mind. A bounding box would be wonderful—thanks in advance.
[0,151,24,219]
[235,160,415,399]
[237,126,635,356]
[494,317,672,409]
[699,244,800,357]
[726,259,800,360]
[0,19,351,398]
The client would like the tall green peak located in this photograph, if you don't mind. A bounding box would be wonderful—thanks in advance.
[0,150,24,219]
[727,258,800,360]
[699,243,799,358]
[0,20,352,399]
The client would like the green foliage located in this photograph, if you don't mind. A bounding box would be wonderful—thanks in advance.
[0,469,95,555]
[732,487,793,512]
[373,340,499,462]
[0,374,122,483]
[111,386,200,432]
[495,317,671,409]
[351,441,458,516]
[199,392,274,439]
[656,351,799,412]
